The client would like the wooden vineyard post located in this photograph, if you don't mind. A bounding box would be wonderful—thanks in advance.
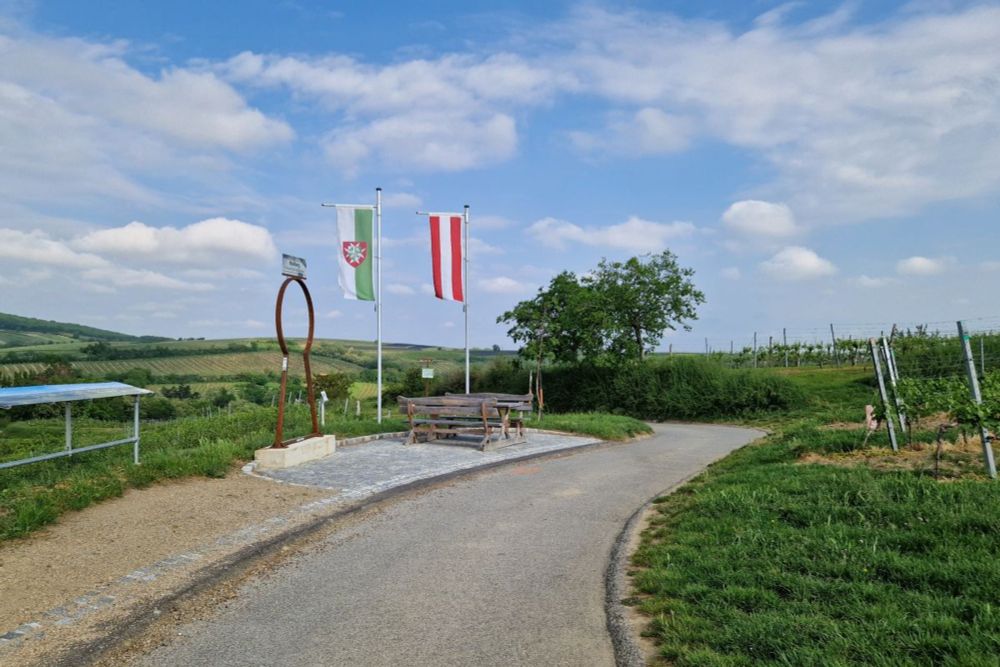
[869,338,898,452]
[957,321,997,479]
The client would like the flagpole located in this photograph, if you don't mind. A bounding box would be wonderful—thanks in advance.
[463,203,470,394]
[376,187,383,423]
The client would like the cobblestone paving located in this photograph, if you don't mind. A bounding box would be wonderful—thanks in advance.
[255,432,600,496]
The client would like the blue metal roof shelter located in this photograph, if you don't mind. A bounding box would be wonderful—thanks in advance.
[0,382,153,470]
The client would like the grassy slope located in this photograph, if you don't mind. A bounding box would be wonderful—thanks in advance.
[630,368,1000,665]
[0,312,160,346]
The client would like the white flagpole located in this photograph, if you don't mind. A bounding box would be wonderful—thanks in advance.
[376,187,383,423]
[463,204,470,394]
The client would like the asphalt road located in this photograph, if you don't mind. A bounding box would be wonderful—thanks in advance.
[135,423,762,667]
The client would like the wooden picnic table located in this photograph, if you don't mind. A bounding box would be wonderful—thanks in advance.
[397,393,533,451]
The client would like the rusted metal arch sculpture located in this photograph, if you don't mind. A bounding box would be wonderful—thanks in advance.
[274,276,321,447]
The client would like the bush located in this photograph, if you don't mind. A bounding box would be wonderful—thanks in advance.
[539,357,802,420]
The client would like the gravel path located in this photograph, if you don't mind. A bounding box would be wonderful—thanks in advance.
[136,423,762,667]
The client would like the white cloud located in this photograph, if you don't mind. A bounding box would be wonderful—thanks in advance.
[325,310,343,319]
[896,256,949,276]
[571,107,692,155]
[760,246,837,280]
[722,201,798,237]
[443,321,455,328]
[80,267,213,291]
[0,30,292,206]
[382,192,422,209]
[556,5,1000,224]
[74,218,278,265]
[419,283,436,296]
[222,50,562,173]
[981,261,1000,272]
[478,276,533,294]
[469,237,503,256]
[0,229,108,269]
[853,275,897,288]
[474,215,516,230]
[527,215,696,251]
[386,283,416,295]
[721,267,741,280]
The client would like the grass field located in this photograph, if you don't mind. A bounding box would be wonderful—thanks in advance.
[629,367,1000,665]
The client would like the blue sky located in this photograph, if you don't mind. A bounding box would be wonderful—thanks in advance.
[2,0,1000,352]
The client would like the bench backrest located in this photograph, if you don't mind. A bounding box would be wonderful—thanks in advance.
[446,392,533,411]
[397,395,499,418]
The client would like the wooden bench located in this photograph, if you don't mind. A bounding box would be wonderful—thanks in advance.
[446,392,533,440]
[397,395,524,451]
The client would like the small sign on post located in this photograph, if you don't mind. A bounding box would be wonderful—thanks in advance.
[421,368,434,379]
[282,254,307,279]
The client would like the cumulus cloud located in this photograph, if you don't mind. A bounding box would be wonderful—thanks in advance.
[555,5,1000,224]
[896,256,949,276]
[74,218,278,264]
[527,215,696,251]
[0,30,292,205]
[221,50,563,173]
[722,201,799,237]
[478,276,533,294]
[0,229,108,269]
[721,267,741,280]
[760,246,837,280]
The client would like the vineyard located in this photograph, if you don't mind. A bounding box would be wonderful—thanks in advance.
[0,351,358,380]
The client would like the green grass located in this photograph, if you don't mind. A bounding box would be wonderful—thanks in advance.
[0,405,407,541]
[527,412,652,441]
[629,367,1000,665]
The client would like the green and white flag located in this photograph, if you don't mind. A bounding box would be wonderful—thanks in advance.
[335,207,375,301]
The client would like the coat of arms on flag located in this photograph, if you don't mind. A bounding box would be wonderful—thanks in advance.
[342,241,368,268]
[335,207,375,301]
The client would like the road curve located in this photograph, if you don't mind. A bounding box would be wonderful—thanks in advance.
[135,423,762,667]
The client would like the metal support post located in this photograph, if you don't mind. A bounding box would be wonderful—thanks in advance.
[881,337,908,434]
[376,187,383,423]
[869,338,898,452]
[783,327,788,367]
[958,321,997,478]
[463,204,470,394]
[831,323,840,367]
[65,403,72,453]
[133,397,141,464]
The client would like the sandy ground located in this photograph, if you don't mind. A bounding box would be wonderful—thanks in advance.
[0,470,327,632]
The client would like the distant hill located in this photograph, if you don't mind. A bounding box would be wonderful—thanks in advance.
[0,312,169,348]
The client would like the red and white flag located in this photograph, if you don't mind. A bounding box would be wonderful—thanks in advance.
[428,215,465,302]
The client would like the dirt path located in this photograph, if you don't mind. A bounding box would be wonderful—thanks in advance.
[0,471,327,632]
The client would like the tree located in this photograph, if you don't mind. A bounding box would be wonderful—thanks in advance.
[497,271,602,365]
[583,251,704,360]
[498,251,704,364]
[314,372,352,401]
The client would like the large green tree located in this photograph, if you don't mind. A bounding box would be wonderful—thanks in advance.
[498,251,704,363]
[584,251,704,360]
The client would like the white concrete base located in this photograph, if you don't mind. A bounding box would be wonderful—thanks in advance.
[254,435,337,470]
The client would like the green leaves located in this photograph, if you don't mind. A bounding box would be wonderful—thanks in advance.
[497,251,704,364]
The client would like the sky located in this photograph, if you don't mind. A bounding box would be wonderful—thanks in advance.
[2,0,1000,352]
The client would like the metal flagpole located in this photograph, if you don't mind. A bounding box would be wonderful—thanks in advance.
[463,204,470,394]
[376,187,383,423]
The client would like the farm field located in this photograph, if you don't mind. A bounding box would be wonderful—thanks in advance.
[0,350,357,379]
